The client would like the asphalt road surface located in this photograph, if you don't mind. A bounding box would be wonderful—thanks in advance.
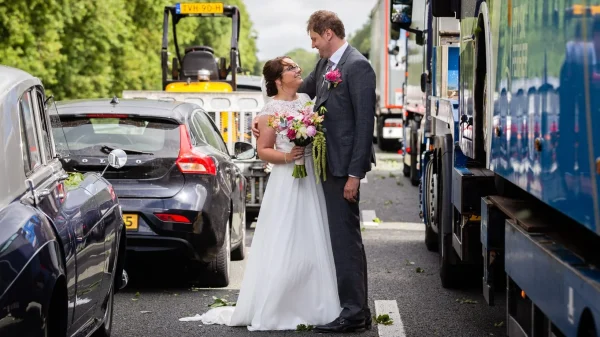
[113,149,507,337]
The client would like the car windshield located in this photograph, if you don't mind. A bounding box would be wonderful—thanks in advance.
[52,116,181,156]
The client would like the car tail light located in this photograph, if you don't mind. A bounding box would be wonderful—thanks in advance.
[176,125,216,175]
[56,182,66,203]
[384,122,401,127]
[154,213,191,223]
[406,147,412,154]
[107,185,117,201]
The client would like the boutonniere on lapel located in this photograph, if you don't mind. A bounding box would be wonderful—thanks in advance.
[324,68,342,90]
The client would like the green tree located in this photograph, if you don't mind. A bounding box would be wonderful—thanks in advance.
[349,18,371,56]
[0,0,260,99]
[284,48,319,78]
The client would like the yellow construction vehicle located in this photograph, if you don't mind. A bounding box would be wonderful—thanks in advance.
[161,2,244,143]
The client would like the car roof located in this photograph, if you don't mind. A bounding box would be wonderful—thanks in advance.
[0,65,37,98]
[54,98,201,124]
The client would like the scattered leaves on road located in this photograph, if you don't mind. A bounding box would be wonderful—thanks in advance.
[375,314,394,325]
[389,172,396,178]
[209,296,236,308]
[494,321,504,327]
[415,267,425,273]
[372,217,382,223]
[361,226,366,232]
[396,179,404,186]
[384,200,393,206]
[132,292,140,301]
[296,324,314,331]
[456,298,478,304]
[405,259,415,266]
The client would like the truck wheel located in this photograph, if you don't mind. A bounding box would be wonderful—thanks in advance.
[409,120,420,186]
[423,159,438,252]
[436,136,462,289]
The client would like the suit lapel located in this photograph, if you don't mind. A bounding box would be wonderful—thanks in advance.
[317,46,354,108]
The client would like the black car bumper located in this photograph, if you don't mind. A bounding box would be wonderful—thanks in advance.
[118,193,229,263]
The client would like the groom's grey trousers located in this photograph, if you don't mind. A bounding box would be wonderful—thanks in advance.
[322,167,369,322]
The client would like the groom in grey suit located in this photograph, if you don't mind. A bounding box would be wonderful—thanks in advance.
[300,10,376,333]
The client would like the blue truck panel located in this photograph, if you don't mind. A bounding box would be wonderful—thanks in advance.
[505,219,600,336]
[482,0,600,235]
[419,0,600,335]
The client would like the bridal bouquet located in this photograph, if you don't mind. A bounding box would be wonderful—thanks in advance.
[267,102,327,181]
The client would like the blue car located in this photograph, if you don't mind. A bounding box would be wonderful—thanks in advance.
[0,65,128,337]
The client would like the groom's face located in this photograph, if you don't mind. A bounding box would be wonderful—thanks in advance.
[309,29,332,59]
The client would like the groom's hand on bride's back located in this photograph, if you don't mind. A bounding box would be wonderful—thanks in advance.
[252,116,260,138]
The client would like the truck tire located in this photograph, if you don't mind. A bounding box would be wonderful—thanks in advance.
[423,159,438,252]
[409,120,420,186]
[436,135,462,289]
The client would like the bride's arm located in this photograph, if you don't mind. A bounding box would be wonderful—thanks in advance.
[256,115,302,165]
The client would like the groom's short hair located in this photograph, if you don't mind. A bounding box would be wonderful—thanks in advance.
[307,10,346,39]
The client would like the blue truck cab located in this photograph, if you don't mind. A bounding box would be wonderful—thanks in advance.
[393,0,600,336]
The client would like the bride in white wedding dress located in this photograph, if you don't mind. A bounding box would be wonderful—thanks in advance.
[180,57,341,331]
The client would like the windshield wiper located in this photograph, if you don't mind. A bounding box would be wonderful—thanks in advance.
[100,145,153,155]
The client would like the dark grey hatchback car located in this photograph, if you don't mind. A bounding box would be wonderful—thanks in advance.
[52,98,253,286]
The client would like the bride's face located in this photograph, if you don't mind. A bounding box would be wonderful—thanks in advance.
[278,58,303,90]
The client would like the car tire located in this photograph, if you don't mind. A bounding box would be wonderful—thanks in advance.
[231,223,246,261]
[91,285,114,337]
[205,224,230,287]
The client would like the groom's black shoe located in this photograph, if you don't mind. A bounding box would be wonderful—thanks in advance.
[314,317,366,333]
[365,315,372,330]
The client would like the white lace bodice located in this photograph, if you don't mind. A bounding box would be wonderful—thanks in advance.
[259,93,314,155]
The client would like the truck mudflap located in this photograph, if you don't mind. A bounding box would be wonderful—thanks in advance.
[482,195,600,337]
[122,90,269,211]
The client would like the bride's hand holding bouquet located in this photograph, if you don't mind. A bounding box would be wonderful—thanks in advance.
[267,102,327,181]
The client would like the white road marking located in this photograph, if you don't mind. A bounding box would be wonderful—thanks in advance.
[361,210,379,227]
[375,222,425,231]
[375,300,406,337]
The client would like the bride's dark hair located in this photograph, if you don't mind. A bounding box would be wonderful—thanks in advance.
[263,56,290,97]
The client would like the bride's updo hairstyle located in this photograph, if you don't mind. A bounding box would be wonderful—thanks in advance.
[263,56,290,97]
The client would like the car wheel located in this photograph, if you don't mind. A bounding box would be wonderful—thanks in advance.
[92,285,114,337]
[231,222,246,261]
[205,223,230,287]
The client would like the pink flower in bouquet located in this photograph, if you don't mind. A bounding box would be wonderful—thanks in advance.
[306,125,317,137]
[287,128,297,140]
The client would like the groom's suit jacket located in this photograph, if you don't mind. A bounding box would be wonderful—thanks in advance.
[299,44,376,179]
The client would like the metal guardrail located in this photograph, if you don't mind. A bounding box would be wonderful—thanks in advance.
[122,90,269,209]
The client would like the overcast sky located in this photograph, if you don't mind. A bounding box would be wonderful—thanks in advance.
[244,0,379,60]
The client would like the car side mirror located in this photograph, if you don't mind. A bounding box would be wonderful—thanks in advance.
[102,149,127,176]
[233,141,255,160]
